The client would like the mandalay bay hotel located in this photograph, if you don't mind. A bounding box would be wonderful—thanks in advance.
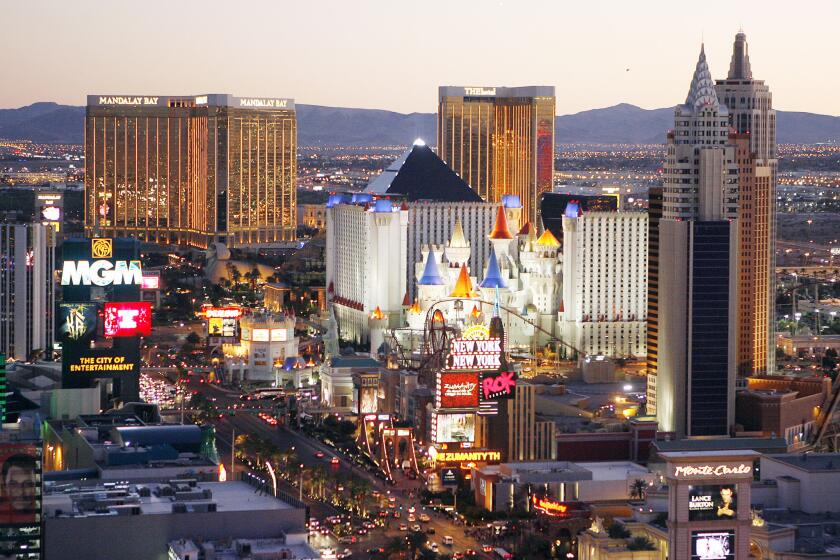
[84,94,297,248]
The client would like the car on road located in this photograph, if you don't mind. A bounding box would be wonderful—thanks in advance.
[426,528,436,535]
[392,511,400,518]
[443,536,454,546]
[363,521,376,529]
[453,553,464,560]
[419,513,430,522]
[331,456,340,465]
[465,549,477,557]
[412,524,421,532]
[399,524,408,531]
[338,549,352,559]
[408,514,416,522]
[314,451,325,459]
[482,545,494,553]
[430,543,439,553]
[338,536,356,545]
[356,528,367,535]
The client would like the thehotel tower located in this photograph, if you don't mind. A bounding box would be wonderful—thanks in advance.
[437,86,555,225]
[85,94,296,248]
[715,32,777,376]
[648,46,739,438]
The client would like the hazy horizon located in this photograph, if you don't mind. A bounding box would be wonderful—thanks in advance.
[4,0,839,116]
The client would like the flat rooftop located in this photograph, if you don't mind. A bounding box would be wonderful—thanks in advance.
[45,481,295,518]
[765,453,840,473]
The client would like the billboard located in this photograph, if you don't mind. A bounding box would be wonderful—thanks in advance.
[448,337,502,370]
[358,386,378,415]
[435,413,475,443]
[688,485,737,521]
[58,303,98,343]
[480,371,517,401]
[691,530,735,560]
[103,302,152,337]
[64,347,140,377]
[438,372,479,409]
[0,444,40,526]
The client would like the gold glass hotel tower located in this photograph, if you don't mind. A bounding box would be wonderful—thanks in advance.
[85,94,296,248]
[437,86,555,225]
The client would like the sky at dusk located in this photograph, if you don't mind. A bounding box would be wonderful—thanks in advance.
[4,0,839,116]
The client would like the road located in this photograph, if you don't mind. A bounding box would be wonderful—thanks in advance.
[188,377,489,558]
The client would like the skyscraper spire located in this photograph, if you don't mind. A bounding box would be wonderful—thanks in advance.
[685,44,720,112]
[727,31,753,80]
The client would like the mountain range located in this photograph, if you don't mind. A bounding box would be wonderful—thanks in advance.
[1,101,839,146]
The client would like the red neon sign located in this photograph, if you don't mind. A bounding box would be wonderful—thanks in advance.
[103,302,152,337]
[481,371,517,400]
[532,495,569,516]
[438,372,479,409]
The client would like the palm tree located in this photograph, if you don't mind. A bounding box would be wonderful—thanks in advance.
[406,531,428,560]
[310,465,328,500]
[629,479,648,501]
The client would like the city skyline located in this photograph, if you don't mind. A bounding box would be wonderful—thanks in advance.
[3,0,840,116]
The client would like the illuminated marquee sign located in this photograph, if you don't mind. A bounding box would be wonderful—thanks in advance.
[238,98,289,108]
[448,338,501,370]
[481,371,517,400]
[431,450,501,464]
[60,260,143,286]
[438,372,479,408]
[673,464,752,479]
[65,350,138,374]
[532,495,568,516]
[98,96,160,106]
[103,302,152,337]
[203,307,242,319]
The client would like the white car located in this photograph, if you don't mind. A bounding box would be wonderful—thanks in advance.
[430,543,439,553]
[419,513,430,522]
[412,524,421,532]
[399,524,408,531]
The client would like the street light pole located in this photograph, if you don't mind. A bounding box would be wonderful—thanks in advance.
[231,427,235,479]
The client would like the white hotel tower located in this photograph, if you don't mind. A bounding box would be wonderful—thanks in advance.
[559,202,648,358]
[325,197,408,344]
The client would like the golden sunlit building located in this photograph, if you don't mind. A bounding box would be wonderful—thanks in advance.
[85,94,296,248]
[437,86,555,225]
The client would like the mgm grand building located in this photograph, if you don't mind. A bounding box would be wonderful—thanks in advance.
[85,94,296,248]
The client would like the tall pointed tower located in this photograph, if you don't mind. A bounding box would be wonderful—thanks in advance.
[715,31,777,377]
[650,45,739,438]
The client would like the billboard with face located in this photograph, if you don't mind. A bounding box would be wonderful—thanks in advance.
[0,443,40,527]
[688,485,737,521]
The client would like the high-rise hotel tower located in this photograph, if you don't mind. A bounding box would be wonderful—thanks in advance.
[715,32,777,377]
[85,94,296,248]
[437,87,555,225]
[648,46,739,438]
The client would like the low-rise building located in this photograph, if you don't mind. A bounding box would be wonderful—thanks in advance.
[473,460,652,513]
[44,478,309,560]
[224,312,299,383]
[736,376,829,449]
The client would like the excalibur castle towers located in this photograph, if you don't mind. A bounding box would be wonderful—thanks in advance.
[85,94,296,248]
